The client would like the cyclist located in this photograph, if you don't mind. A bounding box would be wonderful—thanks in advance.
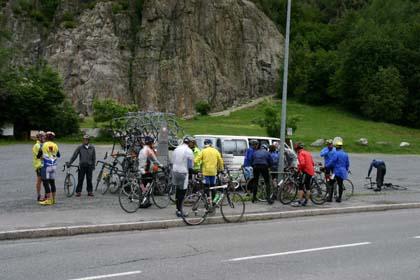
[188,137,201,174]
[37,131,60,206]
[195,139,224,206]
[33,131,45,201]
[320,139,336,201]
[326,141,349,202]
[291,143,314,207]
[367,159,386,192]
[284,145,298,170]
[138,136,164,207]
[250,143,274,204]
[243,139,259,183]
[172,136,194,217]
[269,145,279,172]
[67,135,96,197]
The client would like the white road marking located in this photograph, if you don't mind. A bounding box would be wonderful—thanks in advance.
[68,270,142,280]
[414,236,420,239]
[225,242,371,262]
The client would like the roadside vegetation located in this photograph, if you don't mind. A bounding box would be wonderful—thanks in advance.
[179,99,420,154]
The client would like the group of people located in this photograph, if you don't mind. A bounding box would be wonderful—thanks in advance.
[32,132,387,212]
[32,131,60,205]
[32,133,97,205]
[171,137,223,217]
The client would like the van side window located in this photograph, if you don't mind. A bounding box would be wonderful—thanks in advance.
[223,140,247,156]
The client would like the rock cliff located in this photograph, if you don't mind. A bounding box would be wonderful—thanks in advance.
[1,0,283,115]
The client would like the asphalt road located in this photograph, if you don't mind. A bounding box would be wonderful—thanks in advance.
[1,209,420,280]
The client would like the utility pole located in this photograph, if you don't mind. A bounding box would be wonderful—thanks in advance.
[278,0,292,180]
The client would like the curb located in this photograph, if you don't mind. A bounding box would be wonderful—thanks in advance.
[2,202,420,241]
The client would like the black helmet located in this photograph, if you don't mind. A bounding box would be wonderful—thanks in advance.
[250,139,259,146]
[183,135,194,144]
[204,139,213,145]
[144,136,154,145]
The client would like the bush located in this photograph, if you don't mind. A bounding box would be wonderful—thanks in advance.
[93,99,138,123]
[61,12,74,22]
[195,101,211,116]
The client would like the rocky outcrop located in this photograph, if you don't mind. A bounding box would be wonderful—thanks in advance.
[45,2,132,115]
[2,0,284,115]
[134,0,283,115]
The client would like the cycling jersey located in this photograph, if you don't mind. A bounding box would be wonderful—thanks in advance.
[32,140,42,170]
[195,145,224,176]
[40,141,60,167]
[297,149,314,176]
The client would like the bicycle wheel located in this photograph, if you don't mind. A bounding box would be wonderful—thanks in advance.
[118,182,140,213]
[151,182,171,209]
[310,180,327,205]
[220,192,245,223]
[108,173,121,194]
[390,184,407,190]
[255,178,267,202]
[169,184,176,202]
[181,193,208,226]
[95,165,105,192]
[278,179,298,204]
[64,174,76,197]
[342,179,354,200]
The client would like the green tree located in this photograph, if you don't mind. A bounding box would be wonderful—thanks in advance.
[360,67,407,123]
[253,102,300,137]
[0,62,79,137]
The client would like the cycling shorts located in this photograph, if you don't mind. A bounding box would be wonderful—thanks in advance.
[41,165,57,180]
[299,172,312,191]
[204,176,216,186]
[35,168,41,177]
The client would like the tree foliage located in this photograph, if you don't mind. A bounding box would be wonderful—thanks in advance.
[0,62,79,138]
[254,0,420,127]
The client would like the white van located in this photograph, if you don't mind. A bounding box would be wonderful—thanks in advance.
[194,134,290,169]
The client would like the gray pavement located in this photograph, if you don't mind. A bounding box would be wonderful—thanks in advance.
[0,144,419,234]
[1,208,420,280]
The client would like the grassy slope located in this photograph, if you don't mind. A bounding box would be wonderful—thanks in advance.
[179,100,420,154]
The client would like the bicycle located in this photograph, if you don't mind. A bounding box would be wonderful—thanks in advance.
[331,177,354,201]
[364,177,407,191]
[181,183,245,225]
[277,170,327,205]
[118,168,171,213]
[63,164,78,197]
[276,169,299,204]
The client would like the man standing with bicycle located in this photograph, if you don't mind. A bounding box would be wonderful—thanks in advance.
[195,139,224,206]
[320,139,336,202]
[251,143,274,204]
[67,135,96,197]
[291,143,314,207]
[367,159,386,192]
[172,136,194,217]
[326,141,349,203]
[33,131,45,201]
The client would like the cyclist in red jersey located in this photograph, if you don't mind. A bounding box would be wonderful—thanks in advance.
[292,142,314,207]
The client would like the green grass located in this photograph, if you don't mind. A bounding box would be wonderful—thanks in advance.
[179,99,420,154]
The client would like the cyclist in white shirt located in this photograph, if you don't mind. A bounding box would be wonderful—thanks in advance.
[172,136,194,217]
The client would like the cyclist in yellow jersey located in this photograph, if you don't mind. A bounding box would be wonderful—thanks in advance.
[188,138,201,173]
[38,132,60,206]
[32,131,45,201]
